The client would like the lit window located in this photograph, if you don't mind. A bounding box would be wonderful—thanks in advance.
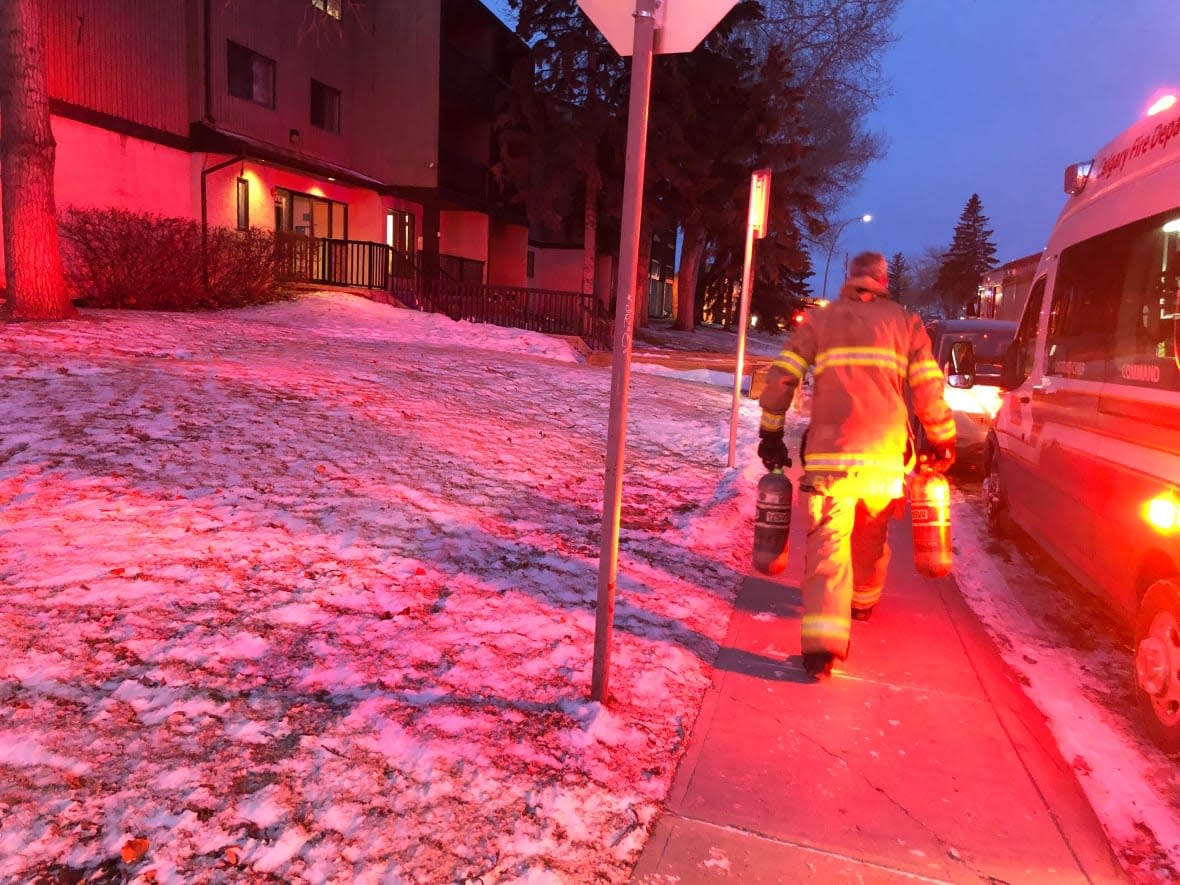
[227,41,275,108]
[311,0,341,20]
[311,80,341,133]
[236,178,249,230]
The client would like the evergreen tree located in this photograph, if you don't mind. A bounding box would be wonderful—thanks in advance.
[506,0,899,332]
[887,251,909,303]
[934,194,997,317]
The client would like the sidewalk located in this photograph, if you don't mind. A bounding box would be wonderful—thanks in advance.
[630,477,1128,884]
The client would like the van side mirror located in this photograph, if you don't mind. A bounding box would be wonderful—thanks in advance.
[946,340,975,389]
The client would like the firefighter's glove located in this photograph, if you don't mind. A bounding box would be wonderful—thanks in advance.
[919,441,956,474]
[758,429,791,471]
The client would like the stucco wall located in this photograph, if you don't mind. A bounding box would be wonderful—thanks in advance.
[440,210,488,264]
[53,116,193,217]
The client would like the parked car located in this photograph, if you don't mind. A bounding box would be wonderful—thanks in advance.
[954,96,1180,754]
[912,318,1017,472]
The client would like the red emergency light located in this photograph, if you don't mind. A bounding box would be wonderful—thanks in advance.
[1147,94,1177,117]
[1063,161,1092,196]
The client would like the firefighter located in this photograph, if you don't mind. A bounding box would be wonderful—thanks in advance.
[756,251,956,678]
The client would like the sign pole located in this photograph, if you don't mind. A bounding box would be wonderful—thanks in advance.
[591,0,657,704]
[727,168,771,468]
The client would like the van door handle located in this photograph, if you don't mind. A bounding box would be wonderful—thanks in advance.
[1019,395,1031,404]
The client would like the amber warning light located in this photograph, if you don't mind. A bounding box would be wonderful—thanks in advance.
[1145,493,1180,534]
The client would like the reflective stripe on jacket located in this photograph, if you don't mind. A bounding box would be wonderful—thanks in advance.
[759,278,955,495]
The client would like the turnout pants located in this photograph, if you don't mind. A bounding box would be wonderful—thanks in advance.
[800,491,895,658]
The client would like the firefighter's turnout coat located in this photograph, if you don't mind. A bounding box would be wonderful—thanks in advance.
[759,275,956,658]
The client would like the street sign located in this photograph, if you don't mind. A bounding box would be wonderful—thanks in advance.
[578,0,738,56]
[748,167,772,239]
[728,168,773,467]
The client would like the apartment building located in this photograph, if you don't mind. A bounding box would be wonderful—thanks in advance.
[18,0,528,289]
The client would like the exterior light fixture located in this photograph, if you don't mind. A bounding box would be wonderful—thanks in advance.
[289,128,301,145]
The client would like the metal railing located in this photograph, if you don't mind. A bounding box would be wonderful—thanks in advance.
[276,234,389,290]
[415,279,610,349]
[275,233,612,351]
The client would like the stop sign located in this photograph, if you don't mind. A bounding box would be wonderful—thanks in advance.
[577,0,738,56]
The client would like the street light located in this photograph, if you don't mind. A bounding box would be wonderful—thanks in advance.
[820,213,872,299]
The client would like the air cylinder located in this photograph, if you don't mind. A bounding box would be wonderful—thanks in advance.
[753,469,793,575]
[910,470,952,578]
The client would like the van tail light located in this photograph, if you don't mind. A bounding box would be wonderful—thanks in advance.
[1145,493,1180,534]
[1064,161,1092,196]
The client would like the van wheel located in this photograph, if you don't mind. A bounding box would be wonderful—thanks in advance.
[1134,579,1180,756]
[983,450,1011,537]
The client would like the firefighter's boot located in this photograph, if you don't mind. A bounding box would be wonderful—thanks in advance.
[803,651,836,678]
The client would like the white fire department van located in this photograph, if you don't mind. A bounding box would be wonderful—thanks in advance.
[967,94,1180,753]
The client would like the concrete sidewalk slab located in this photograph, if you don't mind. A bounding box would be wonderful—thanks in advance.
[630,494,1126,884]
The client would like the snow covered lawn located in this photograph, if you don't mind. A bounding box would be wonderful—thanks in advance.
[2,292,1178,883]
[0,293,766,883]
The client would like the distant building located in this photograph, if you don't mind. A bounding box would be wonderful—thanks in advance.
[977,252,1041,321]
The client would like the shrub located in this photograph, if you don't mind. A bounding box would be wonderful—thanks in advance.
[58,207,289,311]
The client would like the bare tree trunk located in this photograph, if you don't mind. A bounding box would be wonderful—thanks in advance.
[673,225,706,332]
[581,164,600,297]
[0,0,73,322]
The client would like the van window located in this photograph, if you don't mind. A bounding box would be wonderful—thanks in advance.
[1106,211,1180,392]
[1006,277,1045,388]
[1050,208,1180,392]
[1046,239,1122,381]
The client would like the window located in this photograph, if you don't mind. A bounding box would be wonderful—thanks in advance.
[388,210,416,278]
[1005,277,1045,389]
[1044,209,1179,391]
[236,178,249,230]
[311,80,341,133]
[1045,235,1123,381]
[274,187,347,239]
[227,41,275,108]
[311,0,341,19]
[1104,211,1180,391]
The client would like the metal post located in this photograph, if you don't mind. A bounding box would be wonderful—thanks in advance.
[820,239,837,300]
[820,219,850,301]
[727,217,757,468]
[590,0,656,704]
[200,153,245,292]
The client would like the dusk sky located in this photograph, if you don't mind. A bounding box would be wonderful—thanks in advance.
[487,0,1178,272]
